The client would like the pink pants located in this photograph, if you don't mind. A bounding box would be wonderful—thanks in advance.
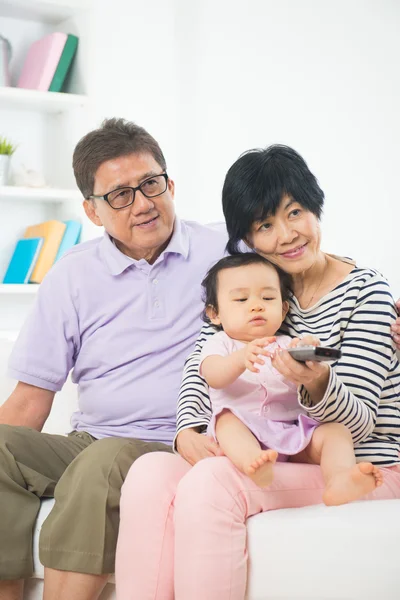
[115,453,400,600]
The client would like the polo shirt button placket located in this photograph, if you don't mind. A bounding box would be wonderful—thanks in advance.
[149,271,164,318]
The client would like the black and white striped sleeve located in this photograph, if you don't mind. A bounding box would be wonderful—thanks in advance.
[299,275,397,444]
[175,323,218,438]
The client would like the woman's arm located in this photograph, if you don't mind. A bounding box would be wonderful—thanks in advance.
[175,322,229,464]
[298,275,398,444]
[391,299,400,348]
[175,323,217,438]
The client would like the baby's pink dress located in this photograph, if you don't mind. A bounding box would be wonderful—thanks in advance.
[200,331,318,456]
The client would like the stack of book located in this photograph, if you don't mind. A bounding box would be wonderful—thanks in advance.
[17,32,79,93]
[3,220,82,285]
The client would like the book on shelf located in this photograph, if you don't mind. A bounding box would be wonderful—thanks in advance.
[24,220,66,283]
[55,220,82,261]
[49,34,79,93]
[2,238,43,284]
[17,32,79,93]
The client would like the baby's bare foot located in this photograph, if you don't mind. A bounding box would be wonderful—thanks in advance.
[244,449,278,488]
[323,462,383,506]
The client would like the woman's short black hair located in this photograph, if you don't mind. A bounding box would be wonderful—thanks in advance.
[201,252,292,325]
[222,144,324,254]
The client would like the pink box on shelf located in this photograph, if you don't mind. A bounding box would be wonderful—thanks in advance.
[17,32,67,91]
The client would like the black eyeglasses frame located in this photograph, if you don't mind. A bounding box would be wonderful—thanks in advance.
[88,173,169,210]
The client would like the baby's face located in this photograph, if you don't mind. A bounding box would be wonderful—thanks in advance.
[210,262,287,343]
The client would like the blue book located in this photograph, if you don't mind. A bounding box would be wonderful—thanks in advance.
[54,220,82,262]
[3,238,44,284]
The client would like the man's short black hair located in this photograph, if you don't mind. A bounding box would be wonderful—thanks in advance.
[73,118,167,199]
[201,252,292,325]
[222,145,324,254]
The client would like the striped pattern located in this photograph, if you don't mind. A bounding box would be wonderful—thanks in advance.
[176,267,400,466]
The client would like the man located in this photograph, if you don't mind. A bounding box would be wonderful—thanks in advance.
[0,118,225,600]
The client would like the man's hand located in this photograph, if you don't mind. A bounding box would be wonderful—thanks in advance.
[176,428,224,466]
[243,336,276,373]
[391,299,400,350]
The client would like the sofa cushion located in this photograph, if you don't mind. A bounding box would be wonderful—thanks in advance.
[33,498,400,599]
[247,499,400,599]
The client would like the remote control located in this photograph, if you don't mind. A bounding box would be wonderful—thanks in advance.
[287,345,341,363]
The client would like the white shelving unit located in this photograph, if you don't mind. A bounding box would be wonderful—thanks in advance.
[0,86,88,113]
[0,0,91,331]
[0,284,39,294]
[0,185,82,203]
[0,0,90,24]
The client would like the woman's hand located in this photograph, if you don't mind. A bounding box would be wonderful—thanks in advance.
[271,335,330,403]
[243,336,276,372]
[288,334,321,349]
[391,299,400,349]
[176,428,224,466]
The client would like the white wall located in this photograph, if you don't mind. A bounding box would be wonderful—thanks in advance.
[172,0,399,294]
[67,0,179,182]
[71,0,399,294]
[3,0,398,296]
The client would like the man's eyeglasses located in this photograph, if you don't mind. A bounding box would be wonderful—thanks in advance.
[88,173,169,210]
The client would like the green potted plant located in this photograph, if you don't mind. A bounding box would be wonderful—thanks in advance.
[0,135,17,186]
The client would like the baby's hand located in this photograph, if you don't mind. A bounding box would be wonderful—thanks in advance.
[289,335,321,349]
[244,337,276,373]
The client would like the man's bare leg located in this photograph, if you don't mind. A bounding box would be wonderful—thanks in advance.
[43,569,109,600]
[0,580,23,600]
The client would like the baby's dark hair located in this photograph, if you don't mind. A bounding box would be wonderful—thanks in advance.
[201,253,292,324]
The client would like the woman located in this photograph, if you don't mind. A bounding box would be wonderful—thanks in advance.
[115,145,400,600]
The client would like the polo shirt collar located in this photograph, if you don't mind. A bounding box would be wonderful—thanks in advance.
[99,216,189,276]
[161,216,189,260]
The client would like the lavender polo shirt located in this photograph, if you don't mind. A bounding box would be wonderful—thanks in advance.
[8,218,227,445]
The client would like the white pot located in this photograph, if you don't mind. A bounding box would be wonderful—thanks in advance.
[0,154,10,185]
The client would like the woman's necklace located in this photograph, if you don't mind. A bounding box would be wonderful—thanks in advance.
[301,256,328,309]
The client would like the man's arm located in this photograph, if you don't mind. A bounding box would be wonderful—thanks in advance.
[0,382,55,431]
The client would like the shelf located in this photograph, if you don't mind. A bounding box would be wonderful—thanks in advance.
[0,86,88,114]
[0,0,90,23]
[0,330,18,340]
[0,284,39,295]
[0,185,82,203]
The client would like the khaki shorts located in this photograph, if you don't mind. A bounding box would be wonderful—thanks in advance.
[0,425,172,579]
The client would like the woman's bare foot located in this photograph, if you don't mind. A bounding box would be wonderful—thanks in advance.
[244,449,278,488]
[323,462,383,506]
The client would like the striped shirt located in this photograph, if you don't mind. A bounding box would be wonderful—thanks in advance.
[176,265,400,466]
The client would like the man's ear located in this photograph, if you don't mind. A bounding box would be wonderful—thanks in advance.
[167,177,175,200]
[83,199,103,227]
[282,300,289,320]
[205,305,221,326]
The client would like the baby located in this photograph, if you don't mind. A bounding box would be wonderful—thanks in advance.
[200,253,383,505]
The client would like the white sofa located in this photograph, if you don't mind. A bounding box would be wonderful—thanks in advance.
[1,337,400,600]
